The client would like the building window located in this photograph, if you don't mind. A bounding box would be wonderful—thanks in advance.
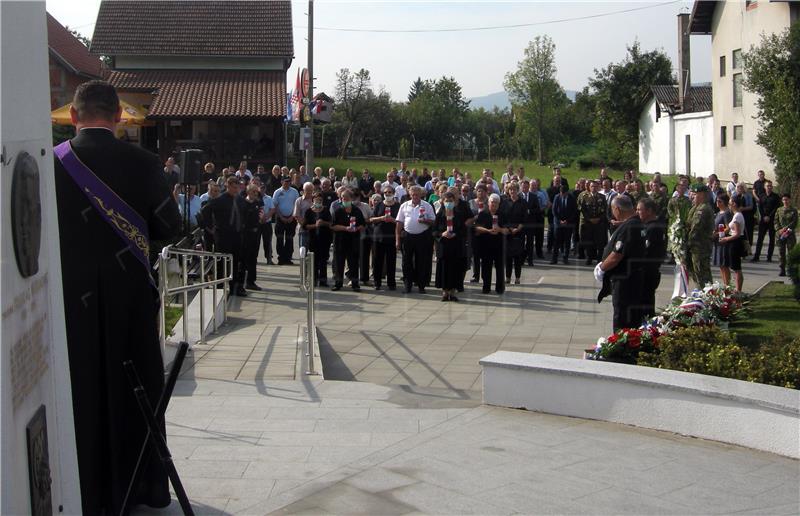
[734,125,743,141]
[719,55,726,77]
[733,73,743,107]
[721,126,727,147]
[733,49,743,69]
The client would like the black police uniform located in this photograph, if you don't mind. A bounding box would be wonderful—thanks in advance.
[600,215,646,331]
[641,218,667,319]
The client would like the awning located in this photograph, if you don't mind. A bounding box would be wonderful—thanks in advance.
[51,99,153,126]
[107,69,287,119]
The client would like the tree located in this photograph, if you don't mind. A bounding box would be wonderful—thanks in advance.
[404,76,470,158]
[504,35,569,163]
[408,77,428,102]
[743,22,800,187]
[588,42,673,168]
[66,27,111,67]
[333,68,373,158]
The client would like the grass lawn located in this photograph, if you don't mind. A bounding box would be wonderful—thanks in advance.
[731,281,800,346]
[294,157,680,190]
[164,305,183,337]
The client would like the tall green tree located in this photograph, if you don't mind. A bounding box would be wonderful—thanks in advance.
[333,68,373,158]
[588,42,673,168]
[743,22,800,187]
[408,77,428,102]
[504,35,569,163]
[404,76,470,157]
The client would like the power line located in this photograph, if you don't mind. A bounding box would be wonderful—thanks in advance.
[295,0,681,33]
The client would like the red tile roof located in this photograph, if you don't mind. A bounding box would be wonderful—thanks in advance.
[91,1,293,57]
[47,13,103,78]
[107,69,287,119]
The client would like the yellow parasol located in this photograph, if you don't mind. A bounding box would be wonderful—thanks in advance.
[51,100,153,126]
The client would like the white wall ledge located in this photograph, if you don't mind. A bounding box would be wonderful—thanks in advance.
[480,352,800,458]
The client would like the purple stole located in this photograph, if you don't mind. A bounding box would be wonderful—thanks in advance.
[54,141,155,286]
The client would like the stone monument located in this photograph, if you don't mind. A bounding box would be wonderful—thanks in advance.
[1,1,81,512]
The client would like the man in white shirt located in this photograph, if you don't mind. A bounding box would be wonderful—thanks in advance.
[235,160,253,181]
[726,172,740,197]
[395,185,435,293]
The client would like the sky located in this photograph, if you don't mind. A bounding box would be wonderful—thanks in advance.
[45,0,712,102]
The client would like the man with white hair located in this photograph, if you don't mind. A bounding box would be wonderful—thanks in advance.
[395,185,435,293]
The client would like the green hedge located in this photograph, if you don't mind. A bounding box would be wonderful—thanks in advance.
[637,326,800,389]
[787,243,800,301]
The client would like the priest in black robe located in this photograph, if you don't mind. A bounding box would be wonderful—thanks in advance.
[53,81,180,514]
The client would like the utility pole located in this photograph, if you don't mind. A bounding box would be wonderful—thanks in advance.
[305,0,314,171]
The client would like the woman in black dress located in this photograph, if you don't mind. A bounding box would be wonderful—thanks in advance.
[434,191,468,301]
[503,182,527,285]
[474,193,509,294]
[712,193,733,286]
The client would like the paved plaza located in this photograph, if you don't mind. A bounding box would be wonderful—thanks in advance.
[150,255,799,514]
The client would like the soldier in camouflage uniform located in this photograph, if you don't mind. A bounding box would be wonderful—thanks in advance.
[650,182,669,222]
[775,193,798,276]
[578,180,608,265]
[685,184,715,288]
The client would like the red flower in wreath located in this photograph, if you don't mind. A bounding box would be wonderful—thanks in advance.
[607,334,619,344]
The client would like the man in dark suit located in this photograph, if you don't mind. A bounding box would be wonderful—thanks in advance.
[54,80,181,514]
[519,180,540,265]
[551,184,578,264]
[200,176,249,296]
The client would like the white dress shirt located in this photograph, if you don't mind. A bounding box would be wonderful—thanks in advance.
[396,200,435,234]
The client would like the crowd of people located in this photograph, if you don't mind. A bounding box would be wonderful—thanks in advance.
[178,159,796,314]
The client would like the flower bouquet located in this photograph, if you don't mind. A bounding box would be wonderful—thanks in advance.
[588,326,661,363]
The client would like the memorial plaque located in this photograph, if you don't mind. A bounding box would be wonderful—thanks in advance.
[25,406,53,516]
[11,150,42,278]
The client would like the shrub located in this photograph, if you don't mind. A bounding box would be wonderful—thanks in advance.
[637,326,751,381]
[787,243,800,301]
[747,331,800,389]
[637,326,800,389]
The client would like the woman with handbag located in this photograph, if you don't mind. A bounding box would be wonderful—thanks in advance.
[720,195,746,292]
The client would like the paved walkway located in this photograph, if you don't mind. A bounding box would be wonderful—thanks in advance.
[183,252,784,398]
[138,378,799,515]
[152,250,799,514]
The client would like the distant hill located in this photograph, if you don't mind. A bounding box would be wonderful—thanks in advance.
[469,89,577,111]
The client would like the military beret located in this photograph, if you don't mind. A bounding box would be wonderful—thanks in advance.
[690,183,709,193]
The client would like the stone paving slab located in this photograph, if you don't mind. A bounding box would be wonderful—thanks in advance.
[211,252,783,395]
[133,378,799,515]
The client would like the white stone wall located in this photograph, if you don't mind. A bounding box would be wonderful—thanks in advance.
[673,111,714,177]
[638,98,673,174]
[639,98,713,176]
[709,1,792,183]
[1,1,81,512]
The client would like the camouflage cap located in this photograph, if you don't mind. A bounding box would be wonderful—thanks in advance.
[690,183,709,193]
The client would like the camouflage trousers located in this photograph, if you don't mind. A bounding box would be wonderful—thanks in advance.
[779,234,797,270]
[685,247,712,288]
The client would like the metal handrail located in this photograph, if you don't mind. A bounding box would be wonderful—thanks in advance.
[158,244,233,354]
[299,247,317,375]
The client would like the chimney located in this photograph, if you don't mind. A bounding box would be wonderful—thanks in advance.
[677,13,691,112]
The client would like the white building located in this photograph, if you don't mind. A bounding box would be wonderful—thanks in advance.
[639,85,713,176]
[689,0,800,183]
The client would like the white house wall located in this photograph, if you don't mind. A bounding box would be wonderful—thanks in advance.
[114,55,286,71]
[673,111,714,177]
[639,98,673,174]
[710,1,792,183]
